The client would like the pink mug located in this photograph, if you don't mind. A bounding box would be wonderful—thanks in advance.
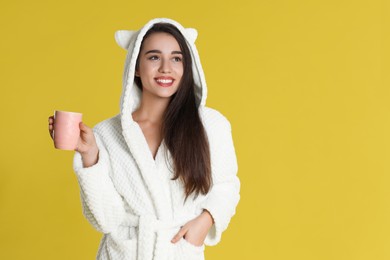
[53,110,82,150]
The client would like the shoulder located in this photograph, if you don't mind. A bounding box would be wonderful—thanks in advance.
[90,115,131,156]
[199,106,232,132]
[91,114,122,139]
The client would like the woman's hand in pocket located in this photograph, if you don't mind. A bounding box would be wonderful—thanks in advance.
[171,210,214,246]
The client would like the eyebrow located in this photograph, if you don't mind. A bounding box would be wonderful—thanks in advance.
[144,49,183,55]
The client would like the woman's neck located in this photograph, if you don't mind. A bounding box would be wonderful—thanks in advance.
[132,91,170,124]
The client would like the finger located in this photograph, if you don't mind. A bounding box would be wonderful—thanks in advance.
[49,127,54,139]
[171,226,188,243]
[79,122,88,132]
[48,117,54,139]
[79,121,90,130]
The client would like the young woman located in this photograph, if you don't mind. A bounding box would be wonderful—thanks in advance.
[48,18,240,260]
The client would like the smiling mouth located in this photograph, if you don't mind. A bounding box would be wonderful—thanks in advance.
[155,78,174,87]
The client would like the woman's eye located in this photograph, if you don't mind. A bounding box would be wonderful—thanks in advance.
[173,57,182,62]
[148,56,159,60]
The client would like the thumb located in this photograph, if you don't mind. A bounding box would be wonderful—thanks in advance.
[171,226,188,243]
[79,121,89,130]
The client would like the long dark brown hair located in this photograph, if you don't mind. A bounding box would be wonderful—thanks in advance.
[134,23,211,201]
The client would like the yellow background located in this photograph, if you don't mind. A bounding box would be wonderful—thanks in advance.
[1,0,389,259]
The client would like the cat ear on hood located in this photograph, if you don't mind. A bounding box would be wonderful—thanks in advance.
[115,30,137,50]
[185,28,198,43]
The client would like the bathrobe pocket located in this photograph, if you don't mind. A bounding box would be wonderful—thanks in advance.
[106,226,138,260]
[176,238,205,260]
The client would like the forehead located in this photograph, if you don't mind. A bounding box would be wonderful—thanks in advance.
[141,32,181,51]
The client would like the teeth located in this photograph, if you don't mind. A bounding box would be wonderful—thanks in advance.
[156,79,173,84]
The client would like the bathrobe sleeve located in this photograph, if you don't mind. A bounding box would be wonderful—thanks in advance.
[200,112,241,246]
[73,130,127,234]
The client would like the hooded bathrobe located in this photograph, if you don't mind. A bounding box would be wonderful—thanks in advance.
[72,18,240,260]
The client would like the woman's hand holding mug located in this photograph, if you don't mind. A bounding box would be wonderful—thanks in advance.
[48,111,99,168]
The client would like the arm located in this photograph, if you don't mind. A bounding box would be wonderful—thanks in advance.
[200,115,241,246]
[170,112,240,246]
[73,130,127,234]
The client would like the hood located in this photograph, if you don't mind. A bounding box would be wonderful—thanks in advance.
[113,18,208,219]
[115,17,208,125]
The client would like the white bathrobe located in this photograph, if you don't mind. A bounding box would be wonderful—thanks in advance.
[73,17,240,260]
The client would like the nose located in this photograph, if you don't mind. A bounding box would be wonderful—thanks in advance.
[158,59,171,74]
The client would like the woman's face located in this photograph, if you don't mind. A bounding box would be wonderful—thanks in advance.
[136,32,184,99]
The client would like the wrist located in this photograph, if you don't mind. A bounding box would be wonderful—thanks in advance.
[81,148,99,168]
[201,209,214,225]
[80,146,99,157]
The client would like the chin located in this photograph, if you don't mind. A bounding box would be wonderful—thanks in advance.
[155,89,179,98]
[158,93,177,99]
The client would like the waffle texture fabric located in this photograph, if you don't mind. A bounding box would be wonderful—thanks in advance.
[73,17,240,260]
